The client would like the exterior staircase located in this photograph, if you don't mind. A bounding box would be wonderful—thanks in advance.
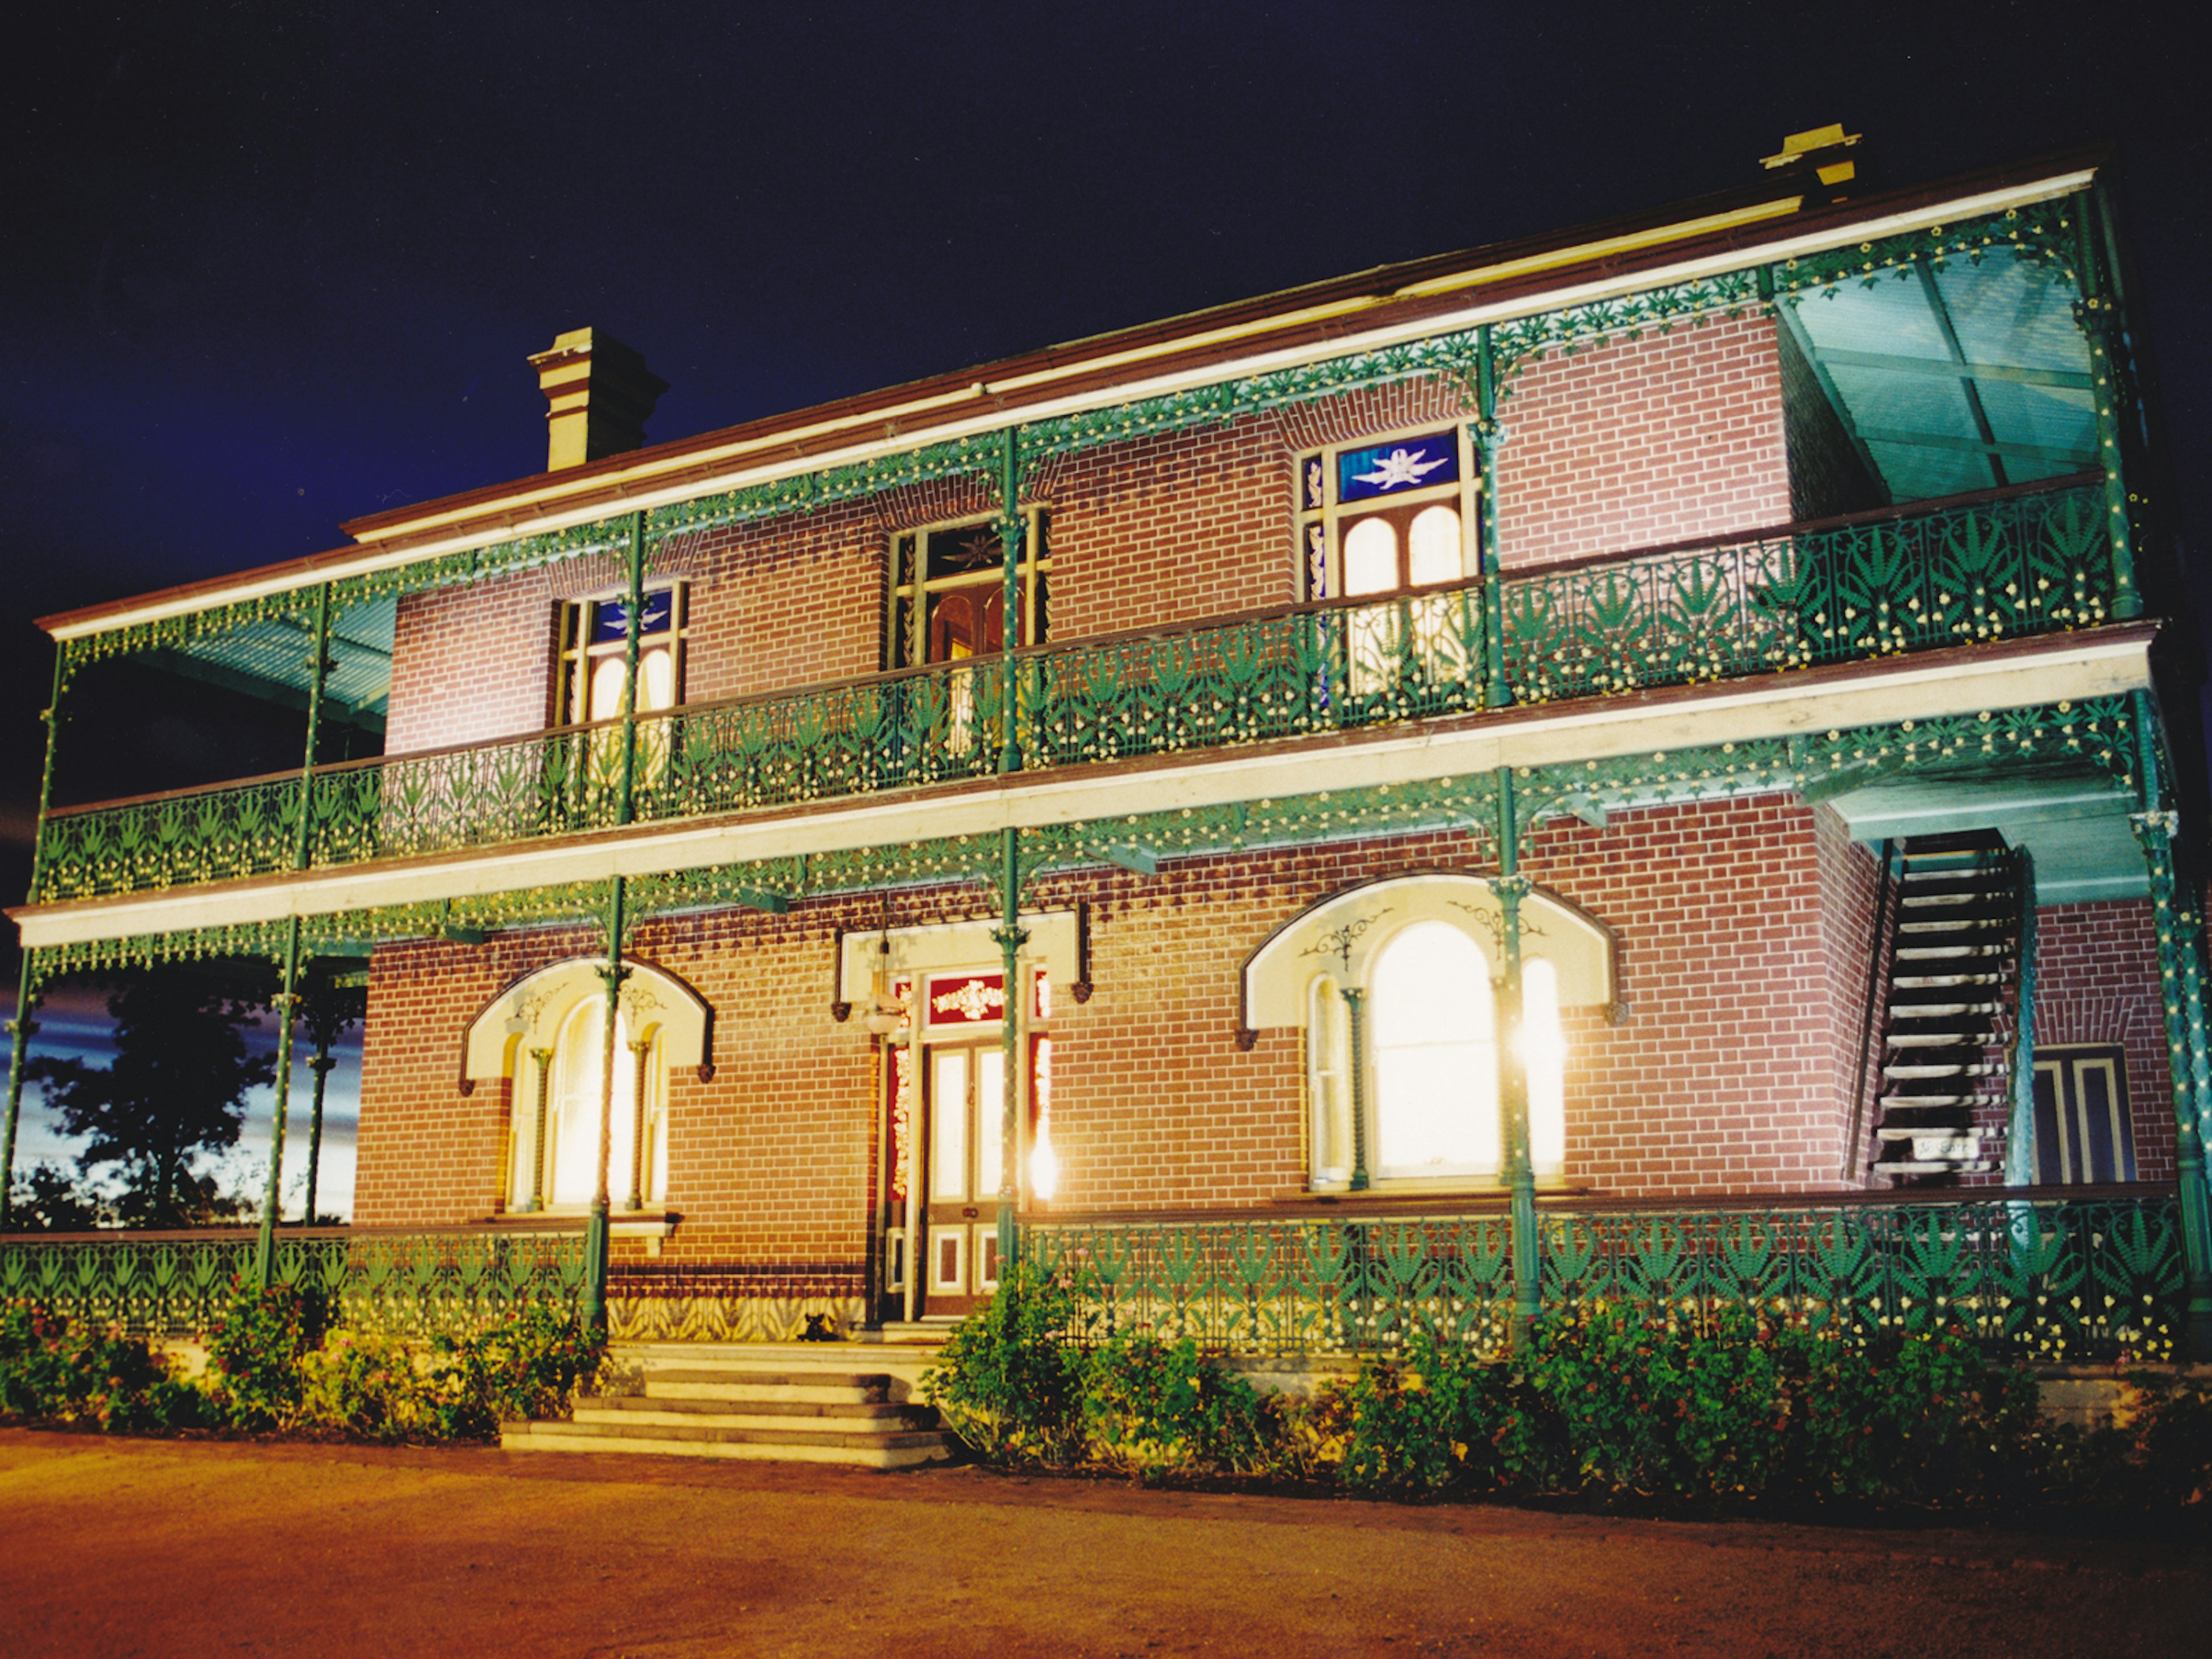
[502,1343,956,1468]
[1868,831,2030,1183]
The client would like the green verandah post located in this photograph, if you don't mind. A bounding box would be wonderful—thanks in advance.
[1495,768,1539,1350]
[253,580,333,1283]
[994,827,1028,1278]
[1474,325,1508,711]
[0,645,66,1229]
[2132,694,2212,1359]
[586,877,630,1339]
[998,427,1024,776]
[2075,195,2141,623]
[585,512,649,1336]
[255,916,303,1289]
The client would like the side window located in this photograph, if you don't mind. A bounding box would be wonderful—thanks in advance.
[887,511,1051,671]
[554,585,687,725]
[1296,429,1474,601]
[507,992,669,1213]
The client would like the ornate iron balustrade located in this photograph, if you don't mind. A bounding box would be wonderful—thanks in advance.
[1025,1214,1516,1359]
[32,479,2111,904]
[1499,478,2109,703]
[0,1226,588,1340]
[1025,1192,2183,1363]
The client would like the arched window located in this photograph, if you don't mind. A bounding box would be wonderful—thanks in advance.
[1369,921,1497,1180]
[505,995,669,1213]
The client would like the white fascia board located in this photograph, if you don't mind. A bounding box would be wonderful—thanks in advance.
[49,172,2094,645]
[12,631,2147,950]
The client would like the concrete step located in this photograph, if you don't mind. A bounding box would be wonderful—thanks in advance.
[501,1418,955,1469]
[642,1370,891,1405]
[577,1394,933,1428]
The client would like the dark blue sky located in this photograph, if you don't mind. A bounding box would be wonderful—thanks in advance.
[4,4,2207,1206]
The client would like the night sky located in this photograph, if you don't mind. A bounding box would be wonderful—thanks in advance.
[4,4,2206,1210]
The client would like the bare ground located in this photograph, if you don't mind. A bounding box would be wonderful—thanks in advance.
[1,1429,2204,1658]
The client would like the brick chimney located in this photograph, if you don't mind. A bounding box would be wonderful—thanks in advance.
[527,328,670,471]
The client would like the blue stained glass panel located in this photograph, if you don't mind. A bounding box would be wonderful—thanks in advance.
[590,589,675,643]
[1337,431,1459,503]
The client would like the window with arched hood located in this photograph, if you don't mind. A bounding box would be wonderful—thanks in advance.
[464,959,707,1217]
[1245,874,1612,1194]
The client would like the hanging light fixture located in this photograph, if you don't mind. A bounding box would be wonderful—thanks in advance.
[862,893,910,1042]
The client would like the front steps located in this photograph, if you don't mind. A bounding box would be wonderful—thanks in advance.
[502,1343,956,1468]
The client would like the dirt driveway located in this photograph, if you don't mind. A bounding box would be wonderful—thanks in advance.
[2,1429,2203,1658]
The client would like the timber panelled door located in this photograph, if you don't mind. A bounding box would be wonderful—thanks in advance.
[879,963,1053,1320]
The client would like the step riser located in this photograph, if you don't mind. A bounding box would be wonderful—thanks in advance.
[575,1407,932,1433]
[647,1382,881,1404]
[502,1431,949,1469]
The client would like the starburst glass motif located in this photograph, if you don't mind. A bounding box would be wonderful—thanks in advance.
[1338,431,1459,502]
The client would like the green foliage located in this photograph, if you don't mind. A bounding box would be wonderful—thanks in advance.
[291,1306,601,1443]
[3,1162,107,1233]
[439,1301,603,1431]
[0,1299,209,1431]
[1078,1332,1274,1476]
[922,1262,1086,1463]
[25,964,273,1227]
[206,1281,319,1429]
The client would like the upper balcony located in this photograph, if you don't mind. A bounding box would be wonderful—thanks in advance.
[27,474,2123,911]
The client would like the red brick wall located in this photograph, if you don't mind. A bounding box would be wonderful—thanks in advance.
[1044,410,1298,640]
[384,575,557,754]
[1812,805,1885,1182]
[2032,899,2177,1183]
[358,794,1876,1243]
[679,500,884,704]
[1493,313,1793,569]
[355,899,892,1272]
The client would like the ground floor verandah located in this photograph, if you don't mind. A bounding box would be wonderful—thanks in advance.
[7,695,2211,1357]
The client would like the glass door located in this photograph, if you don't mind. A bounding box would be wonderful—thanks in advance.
[917,1041,1005,1317]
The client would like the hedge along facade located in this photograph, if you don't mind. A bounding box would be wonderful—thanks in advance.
[12,141,2211,1353]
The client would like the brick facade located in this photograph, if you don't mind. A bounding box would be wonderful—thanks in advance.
[377,317,1796,755]
[1493,313,1793,568]
[358,793,1902,1266]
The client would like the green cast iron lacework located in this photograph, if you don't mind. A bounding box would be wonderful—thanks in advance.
[1024,1195,2183,1363]
[1540,1198,2184,1363]
[24,696,2138,974]
[0,1229,587,1340]
[1499,483,2108,703]
[1771,200,2080,299]
[32,483,2122,908]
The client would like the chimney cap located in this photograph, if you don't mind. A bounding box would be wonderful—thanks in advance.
[530,327,669,471]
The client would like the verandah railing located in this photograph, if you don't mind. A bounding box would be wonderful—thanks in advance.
[1024,1190,2186,1365]
[33,476,2111,903]
[0,1226,588,1340]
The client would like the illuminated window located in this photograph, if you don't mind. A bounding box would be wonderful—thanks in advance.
[555,586,687,726]
[508,994,669,1212]
[1297,429,1472,603]
[887,511,1051,670]
[1370,921,1498,1180]
[1300,919,1571,1189]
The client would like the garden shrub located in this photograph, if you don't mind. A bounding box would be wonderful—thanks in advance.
[206,1282,317,1429]
[298,1330,433,1442]
[923,1262,1085,1463]
[0,1299,207,1433]
[1078,1332,1274,1476]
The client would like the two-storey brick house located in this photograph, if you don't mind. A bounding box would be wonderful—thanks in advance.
[9,132,2209,1360]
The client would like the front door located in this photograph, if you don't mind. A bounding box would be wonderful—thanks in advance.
[917,1041,1005,1317]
